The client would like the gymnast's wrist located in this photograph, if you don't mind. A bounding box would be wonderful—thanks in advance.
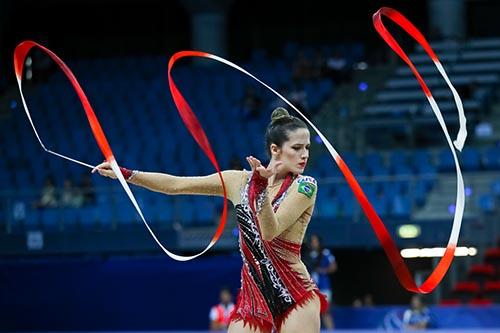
[120,167,139,181]
[251,171,269,193]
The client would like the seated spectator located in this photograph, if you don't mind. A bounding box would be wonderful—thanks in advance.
[60,178,83,208]
[402,295,431,330]
[326,50,350,84]
[352,298,363,308]
[363,293,375,307]
[209,287,234,331]
[33,176,58,208]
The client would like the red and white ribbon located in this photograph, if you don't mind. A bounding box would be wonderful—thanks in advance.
[14,6,466,292]
[371,7,466,293]
[167,8,466,293]
[14,41,227,261]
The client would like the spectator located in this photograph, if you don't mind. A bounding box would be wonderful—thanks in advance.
[60,178,83,208]
[352,298,363,308]
[303,234,337,330]
[402,295,431,330]
[209,287,234,331]
[33,176,58,208]
[363,293,375,307]
[326,50,350,84]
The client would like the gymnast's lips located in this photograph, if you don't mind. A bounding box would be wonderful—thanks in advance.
[299,162,306,168]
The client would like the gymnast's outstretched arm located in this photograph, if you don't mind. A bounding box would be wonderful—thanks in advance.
[91,161,243,203]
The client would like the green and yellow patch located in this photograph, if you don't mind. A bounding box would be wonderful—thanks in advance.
[298,180,316,198]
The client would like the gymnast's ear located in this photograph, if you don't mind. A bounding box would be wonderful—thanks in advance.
[270,143,281,157]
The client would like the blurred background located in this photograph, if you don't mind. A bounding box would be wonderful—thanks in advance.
[1,0,500,332]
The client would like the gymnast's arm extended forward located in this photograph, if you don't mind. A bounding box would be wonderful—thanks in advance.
[257,182,317,241]
[91,161,242,203]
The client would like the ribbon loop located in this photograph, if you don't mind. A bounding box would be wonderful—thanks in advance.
[14,41,225,261]
[14,6,466,291]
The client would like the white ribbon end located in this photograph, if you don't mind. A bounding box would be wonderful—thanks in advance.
[453,129,467,152]
[453,140,463,152]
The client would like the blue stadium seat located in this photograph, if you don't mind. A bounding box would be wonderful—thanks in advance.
[371,195,389,217]
[175,198,196,226]
[360,183,378,202]
[438,149,455,172]
[483,146,500,170]
[23,208,41,230]
[339,196,355,218]
[317,197,339,219]
[365,152,383,167]
[461,147,481,171]
[155,201,174,227]
[389,150,407,166]
[368,164,390,177]
[78,207,98,229]
[391,195,411,218]
[40,208,61,231]
[478,194,495,214]
[61,208,79,231]
[114,201,137,227]
[491,179,500,198]
[193,199,217,226]
[381,182,400,200]
[413,181,429,207]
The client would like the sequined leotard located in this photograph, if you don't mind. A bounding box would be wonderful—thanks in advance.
[228,170,327,332]
[127,168,327,332]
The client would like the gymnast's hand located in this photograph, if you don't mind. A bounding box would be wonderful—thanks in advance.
[91,161,118,179]
[246,156,282,179]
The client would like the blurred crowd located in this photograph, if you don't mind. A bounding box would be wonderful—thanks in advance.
[32,173,96,209]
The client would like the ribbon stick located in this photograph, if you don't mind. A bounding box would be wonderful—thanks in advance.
[14,41,227,261]
[168,7,466,293]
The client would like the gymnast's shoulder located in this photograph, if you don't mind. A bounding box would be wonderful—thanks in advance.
[293,174,318,200]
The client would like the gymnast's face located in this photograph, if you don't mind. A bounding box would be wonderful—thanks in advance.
[271,127,310,175]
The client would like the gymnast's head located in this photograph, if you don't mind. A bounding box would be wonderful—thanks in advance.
[265,107,310,175]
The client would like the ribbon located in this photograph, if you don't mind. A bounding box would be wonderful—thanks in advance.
[15,5,466,291]
[14,41,227,261]
[371,7,466,292]
[167,7,466,293]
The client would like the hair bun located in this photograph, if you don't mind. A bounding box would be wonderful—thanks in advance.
[271,107,291,123]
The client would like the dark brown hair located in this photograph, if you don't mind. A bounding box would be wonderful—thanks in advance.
[264,107,308,158]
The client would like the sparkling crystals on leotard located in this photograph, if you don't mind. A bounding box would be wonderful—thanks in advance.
[237,170,293,305]
[255,188,268,215]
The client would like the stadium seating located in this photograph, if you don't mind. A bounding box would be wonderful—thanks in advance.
[0,40,499,234]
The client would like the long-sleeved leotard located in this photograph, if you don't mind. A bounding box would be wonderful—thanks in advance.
[127,169,327,332]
